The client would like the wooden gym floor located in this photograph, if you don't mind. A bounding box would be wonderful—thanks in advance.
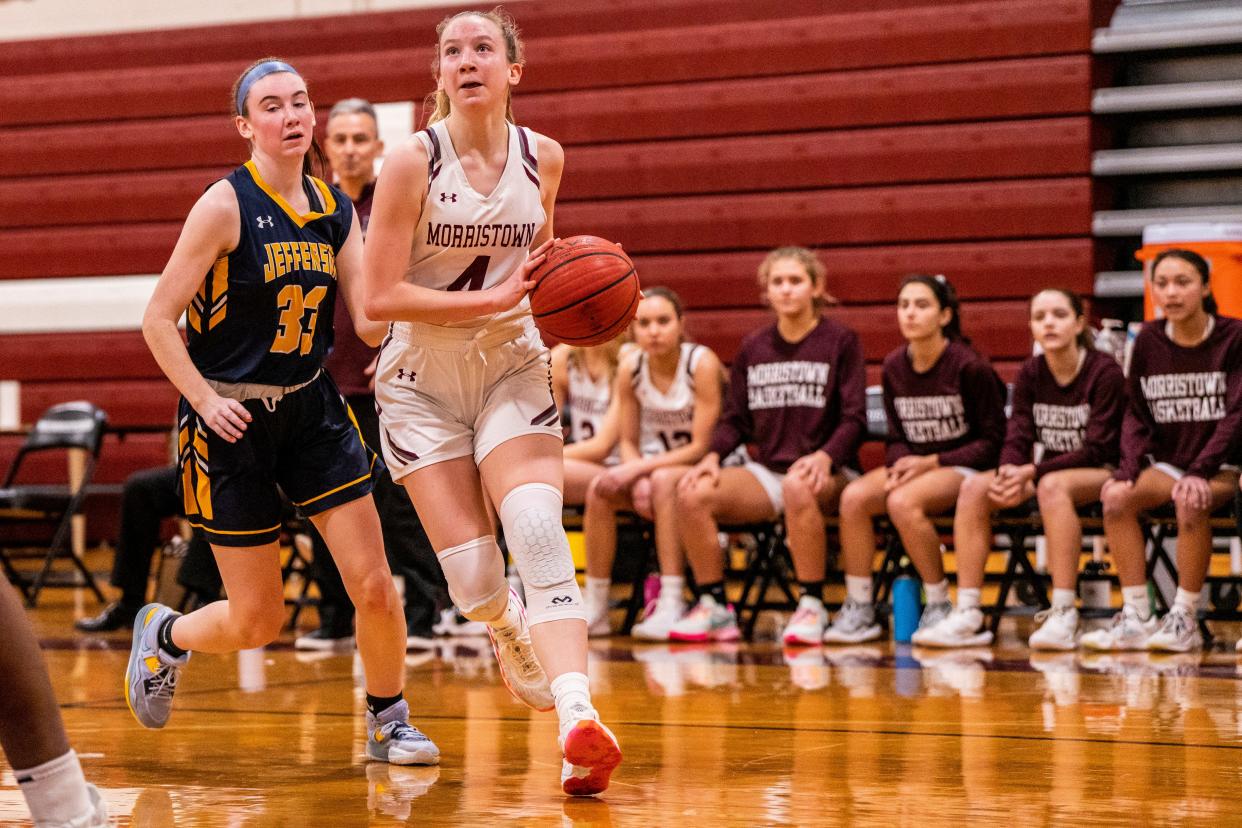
[7,583,1242,826]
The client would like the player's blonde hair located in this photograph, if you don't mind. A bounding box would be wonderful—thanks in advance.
[426,7,525,126]
[567,332,628,380]
[757,246,837,311]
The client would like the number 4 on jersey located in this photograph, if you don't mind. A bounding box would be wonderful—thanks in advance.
[447,255,490,291]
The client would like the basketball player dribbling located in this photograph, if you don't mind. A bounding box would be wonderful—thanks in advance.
[363,9,622,796]
[127,58,438,766]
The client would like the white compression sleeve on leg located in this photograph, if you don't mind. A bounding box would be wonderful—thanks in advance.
[437,536,509,622]
[499,482,584,625]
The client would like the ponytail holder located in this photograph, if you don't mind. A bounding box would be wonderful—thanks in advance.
[933,274,946,283]
[235,60,301,115]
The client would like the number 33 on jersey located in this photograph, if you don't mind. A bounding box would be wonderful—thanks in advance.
[186,160,352,387]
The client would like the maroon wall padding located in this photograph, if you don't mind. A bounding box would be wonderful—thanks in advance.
[0,2,1088,128]
[517,57,1090,145]
[19,381,180,428]
[0,331,163,381]
[633,239,1095,308]
[0,0,1026,77]
[0,118,1090,225]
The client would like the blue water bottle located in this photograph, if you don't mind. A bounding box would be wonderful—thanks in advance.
[892,573,922,643]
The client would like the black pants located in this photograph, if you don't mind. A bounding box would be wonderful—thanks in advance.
[307,394,447,637]
[111,466,221,606]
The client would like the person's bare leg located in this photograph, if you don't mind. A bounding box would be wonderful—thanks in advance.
[885,468,966,586]
[168,543,285,652]
[952,471,998,592]
[1037,468,1111,592]
[837,468,889,580]
[1101,468,1175,589]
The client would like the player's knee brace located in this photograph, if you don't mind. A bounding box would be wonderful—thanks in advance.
[499,482,584,625]
[437,536,509,622]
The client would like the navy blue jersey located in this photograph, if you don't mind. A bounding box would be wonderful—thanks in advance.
[186,161,352,386]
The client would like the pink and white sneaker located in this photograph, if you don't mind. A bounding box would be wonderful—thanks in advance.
[667,595,741,643]
[781,595,828,646]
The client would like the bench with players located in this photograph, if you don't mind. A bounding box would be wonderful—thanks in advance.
[562,244,1242,655]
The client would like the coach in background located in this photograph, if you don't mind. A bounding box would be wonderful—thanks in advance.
[296,98,447,651]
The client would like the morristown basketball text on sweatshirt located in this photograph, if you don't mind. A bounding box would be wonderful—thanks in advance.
[709,318,866,473]
[882,340,1006,469]
[1116,316,1242,481]
[999,349,1126,479]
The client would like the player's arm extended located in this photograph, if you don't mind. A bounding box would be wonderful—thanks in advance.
[336,204,385,347]
[364,139,549,325]
[142,182,241,414]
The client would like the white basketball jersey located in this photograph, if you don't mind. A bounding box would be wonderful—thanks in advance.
[634,342,702,457]
[567,355,613,444]
[402,120,546,331]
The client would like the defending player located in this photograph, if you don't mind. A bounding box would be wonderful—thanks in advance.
[130,59,438,766]
[363,9,621,795]
[1090,249,1242,653]
[673,247,867,644]
[829,275,1006,643]
[581,288,724,638]
[913,289,1125,649]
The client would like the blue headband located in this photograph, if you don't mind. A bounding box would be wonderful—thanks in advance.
[235,60,301,115]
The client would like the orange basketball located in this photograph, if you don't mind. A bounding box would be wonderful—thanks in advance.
[528,235,640,346]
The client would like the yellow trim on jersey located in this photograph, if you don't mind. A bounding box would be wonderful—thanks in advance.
[244,160,337,228]
[187,520,282,537]
[293,471,371,507]
[208,257,229,330]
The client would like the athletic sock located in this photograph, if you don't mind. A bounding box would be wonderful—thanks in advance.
[549,671,593,727]
[157,616,187,658]
[845,574,872,605]
[698,581,728,606]
[924,579,950,606]
[658,575,685,607]
[366,692,404,716]
[1122,585,1151,620]
[1051,588,1077,610]
[956,587,981,612]
[799,581,825,603]
[15,749,94,827]
[1174,588,1201,614]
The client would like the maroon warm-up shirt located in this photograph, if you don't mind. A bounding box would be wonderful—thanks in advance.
[324,181,376,397]
[882,340,1006,469]
[709,317,866,474]
[1116,316,1242,481]
[998,349,1126,479]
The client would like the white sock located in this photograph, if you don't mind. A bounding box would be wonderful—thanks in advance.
[1122,585,1150,620]
[549,671,594,726]
[15,749,95,827]
[1051,588,1077,610]
[924,579,950,605]
[845,574,872,605]
[956,587,981,611]
[658,575,685,608]
[584,577,611,617]
[1174,588,1200,613]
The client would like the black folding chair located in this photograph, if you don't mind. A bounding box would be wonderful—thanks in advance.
[0,401,108,606]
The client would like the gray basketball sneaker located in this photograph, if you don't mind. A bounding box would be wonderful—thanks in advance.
[125,603,190,729]
[366,699,440,765]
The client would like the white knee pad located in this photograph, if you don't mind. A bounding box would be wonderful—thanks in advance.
[437,536,509,622]
[499,482,584,625]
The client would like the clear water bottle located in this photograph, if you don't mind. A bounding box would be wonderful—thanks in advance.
[892,574,922,643]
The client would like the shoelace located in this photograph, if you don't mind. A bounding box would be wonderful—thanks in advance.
[1162,610,1193,638]
[1034,606,1073,624]
[148,665,180,700]
[496,630,541,677]
[379,720,428,744]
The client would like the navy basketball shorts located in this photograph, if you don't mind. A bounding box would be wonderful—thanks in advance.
[177,372,380,547]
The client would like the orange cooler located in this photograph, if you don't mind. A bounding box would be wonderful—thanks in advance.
[1135,223,1242,320]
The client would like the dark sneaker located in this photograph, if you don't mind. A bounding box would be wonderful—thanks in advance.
[76,601,140,632]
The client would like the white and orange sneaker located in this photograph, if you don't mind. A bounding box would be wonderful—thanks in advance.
[486,588,554,711]
[559,709,622,797]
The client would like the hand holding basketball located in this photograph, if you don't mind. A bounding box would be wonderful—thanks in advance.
[489,238,556,313]
[528,235,641,346]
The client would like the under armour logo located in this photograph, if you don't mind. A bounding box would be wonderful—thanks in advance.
[440,193,458,203]
[396,368,416,382]
[256,215,274,228]
[550,595,574,605]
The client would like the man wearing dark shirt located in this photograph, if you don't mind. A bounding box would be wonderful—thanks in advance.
[296,98,446,650]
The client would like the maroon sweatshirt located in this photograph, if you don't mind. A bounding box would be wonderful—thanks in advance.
[882,340,1006,469]
[709,317,866,473]
[324,181,376,397]
[999,349,1126,479]
[1116,316,1242,481]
